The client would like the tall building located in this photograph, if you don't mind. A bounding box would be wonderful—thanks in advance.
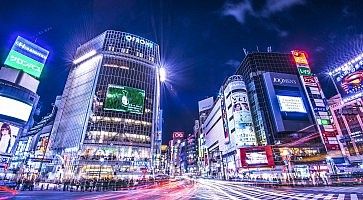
[48,31,162,179]
[0,36,49,174]
[328,52,363,165]
[236,52,303,145]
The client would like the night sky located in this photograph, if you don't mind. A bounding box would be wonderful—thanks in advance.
[1,0,363,144]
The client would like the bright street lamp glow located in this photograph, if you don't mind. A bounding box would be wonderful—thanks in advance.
[160,67,166,82]
[73,50,97,65]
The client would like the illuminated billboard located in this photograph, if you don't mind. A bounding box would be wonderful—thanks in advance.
[240,146,274,168]
[173,132,184,140]
[231,92,255,147]
[331,55,363,102]
[0,96,32,121]
[4,36,49,78]
[276,95,307,113]
[104,85,145,114]
[0,122,19,154]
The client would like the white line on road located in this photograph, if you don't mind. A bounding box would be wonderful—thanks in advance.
[323,194,334,200]
[351,194,358,200]
[337,194,345,200]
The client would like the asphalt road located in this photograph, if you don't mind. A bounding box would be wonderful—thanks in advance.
[1,179,363,200]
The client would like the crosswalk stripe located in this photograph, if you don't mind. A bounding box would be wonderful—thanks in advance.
[351,194,358,200]
[337,194,345,200]
[323,194,334,200]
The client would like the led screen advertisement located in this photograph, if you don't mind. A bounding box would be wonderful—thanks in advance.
[0,96,32,122]
[4,36,49,78]
[104,85,145,114]
[0,122,19,154]
[276,95,307,113]
[231,92,255,146]
[240,146,274,168]
[331,57,363,102]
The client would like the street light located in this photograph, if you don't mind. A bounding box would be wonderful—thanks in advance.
[159,67,166,82]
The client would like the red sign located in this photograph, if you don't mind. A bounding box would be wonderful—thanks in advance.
[173,132,184,139]
[240,146,275,168]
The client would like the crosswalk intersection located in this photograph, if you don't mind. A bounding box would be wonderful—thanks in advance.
[194,179,363,200]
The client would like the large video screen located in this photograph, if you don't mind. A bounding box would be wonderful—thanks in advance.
[0,122,19,154]
[277,95,307,113]
[245,152,268,165]
[331,58,363,102]
[4,36,49,78]
[0,96,32,121]
[104,85,145,114]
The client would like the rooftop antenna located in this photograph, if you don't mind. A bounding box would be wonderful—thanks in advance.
[267,46,272,52]
[243,48,248,56]
[256,45,260,52]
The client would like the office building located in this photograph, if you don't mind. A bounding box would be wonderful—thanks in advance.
[48,31,162,179]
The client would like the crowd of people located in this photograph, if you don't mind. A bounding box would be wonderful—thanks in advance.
[4,177,159,192]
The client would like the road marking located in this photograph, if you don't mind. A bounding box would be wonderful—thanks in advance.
[337,194,345,200]
[351,194,358,200]
[311,193,324,199]
[323,194,334,200]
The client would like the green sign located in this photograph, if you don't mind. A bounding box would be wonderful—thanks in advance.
[104,85,145,114]
[318,119,331,125]
[4,50,44,78]
[298,67,312,76]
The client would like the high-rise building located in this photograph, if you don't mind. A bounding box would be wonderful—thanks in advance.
[236,52,301,145]
[48,31,162,179]
[1,36,49,174]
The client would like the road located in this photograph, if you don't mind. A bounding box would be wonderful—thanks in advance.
[1,179,363,200]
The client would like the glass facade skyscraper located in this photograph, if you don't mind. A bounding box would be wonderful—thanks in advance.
[48,31,161,179]
[236,53,299,145]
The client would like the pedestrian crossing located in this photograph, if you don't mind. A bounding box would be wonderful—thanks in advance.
[195,179,363,200]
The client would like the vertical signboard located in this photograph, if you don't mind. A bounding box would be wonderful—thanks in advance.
[231,92,255,147]
[291,50,341,153]
[220,92,230,144]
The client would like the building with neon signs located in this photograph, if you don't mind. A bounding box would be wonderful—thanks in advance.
[47,30,162,179]
[0,36,49,175]
[328,52,363,164]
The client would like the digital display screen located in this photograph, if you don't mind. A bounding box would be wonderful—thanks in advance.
[245,152,268,165]
[277,95,307,113]
[0,122,19,154]
[331,58,363,102]
[0,96,32,121]
[4,36,49,78]
[104,85,145,114]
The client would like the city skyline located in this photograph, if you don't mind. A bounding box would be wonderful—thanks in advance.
[1,0,363,143]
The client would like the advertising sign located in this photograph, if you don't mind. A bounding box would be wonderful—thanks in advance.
[276,95,307,113]
[4,36,49,78]
[292,50,341,153]
[198,97,214,113]
[331,56,363,102]
[104,85,145,114]
[0,122,19,154]
[0,96,32,122]
[240,146,274,168]
[231,92,255,146]
[173,132,184,140]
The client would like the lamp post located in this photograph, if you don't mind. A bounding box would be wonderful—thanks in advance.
[98,157,104,180]
[219,151,226,180]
